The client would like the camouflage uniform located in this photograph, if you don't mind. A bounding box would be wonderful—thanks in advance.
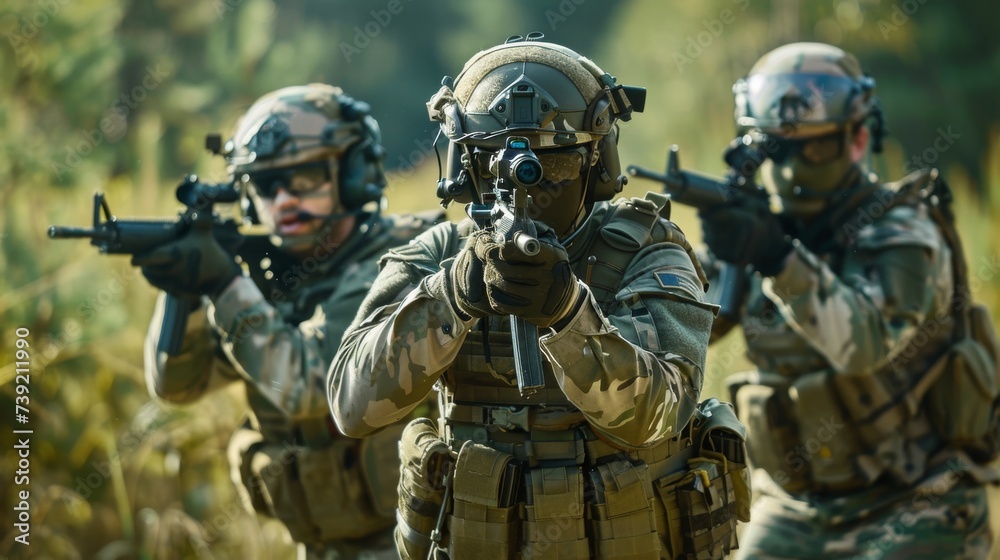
[139,84,441,559]
[703,43,999,559]
[146,211,433,559]
[717,173,995,559]
[331,37,750,559]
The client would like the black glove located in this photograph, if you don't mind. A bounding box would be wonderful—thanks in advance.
[131,222,241,298]
[478,233,581,328]
[427,231,496,320]
[700,204,792,276]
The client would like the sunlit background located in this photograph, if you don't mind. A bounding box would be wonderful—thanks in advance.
[1,0,998,557]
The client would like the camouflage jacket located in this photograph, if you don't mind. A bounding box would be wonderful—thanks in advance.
[144,212,436,442]
[329,197,717,450]
[713,170,979,505]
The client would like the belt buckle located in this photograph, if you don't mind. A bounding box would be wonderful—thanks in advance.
[489,406,530,432]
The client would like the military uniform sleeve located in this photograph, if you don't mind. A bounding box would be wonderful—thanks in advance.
[760,204,952,375]
[540,242,716,449]
[209,268,365,418]
[330,222,472,438]
[697,248,745,343]
[143,292,240,404]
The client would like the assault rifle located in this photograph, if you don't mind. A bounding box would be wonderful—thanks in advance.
[49,176,296,356]
[467,136,545,398]
[626,138,769,321]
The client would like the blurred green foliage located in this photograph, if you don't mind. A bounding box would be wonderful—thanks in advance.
[0,0,997,557]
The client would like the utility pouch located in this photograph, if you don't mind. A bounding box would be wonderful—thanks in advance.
[449,441,522,559]
[245,442,315,544]
[790,371,872,490]
[396,418,451,560]
[730,374,811,492]
[927,304,1000,460]
[522,465,589,559]
[296,438,393,541]
[695,398,751,524]
[654,456,733,560]
[589,459,660,559]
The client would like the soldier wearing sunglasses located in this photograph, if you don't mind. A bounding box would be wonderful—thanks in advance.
[699,43,996,558]
[135,84,437,559]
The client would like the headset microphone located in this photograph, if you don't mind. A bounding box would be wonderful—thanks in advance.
[294,209,365,222]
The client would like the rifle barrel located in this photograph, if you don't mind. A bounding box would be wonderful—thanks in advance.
[48,226,111,240]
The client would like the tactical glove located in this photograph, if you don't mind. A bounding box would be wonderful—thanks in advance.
[132,222,241,298]
[428,231,495,320]
[478,234,581,329]
[700,204,792,277]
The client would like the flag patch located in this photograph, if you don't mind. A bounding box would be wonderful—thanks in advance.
[655,271,680,288]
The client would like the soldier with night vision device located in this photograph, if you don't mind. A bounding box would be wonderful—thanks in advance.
[692,43,1000,559]
[328,34,751,559]
[137,84,438,559]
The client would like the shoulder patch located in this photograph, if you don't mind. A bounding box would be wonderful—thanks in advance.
[655,271,681,288]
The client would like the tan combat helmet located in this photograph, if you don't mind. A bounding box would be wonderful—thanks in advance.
[225,84,387,212]
[427,32,645,230]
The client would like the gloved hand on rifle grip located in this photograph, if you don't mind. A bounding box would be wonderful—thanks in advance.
[131,221,241,299]
[428,231,496,320]
[699,203,792,277]
[478,232,582,329]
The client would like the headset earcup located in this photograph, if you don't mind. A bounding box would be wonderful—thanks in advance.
[591,127,622,202]
[338,117,387,210]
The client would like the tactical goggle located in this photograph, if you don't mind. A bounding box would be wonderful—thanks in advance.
[757,130,845,166]
[242,162,331,198]
[735,73,874,131]
[473,145,589,184]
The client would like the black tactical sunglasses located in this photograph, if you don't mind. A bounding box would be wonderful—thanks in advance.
[244,161,331,199]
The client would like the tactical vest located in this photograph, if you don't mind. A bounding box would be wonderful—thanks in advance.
[236,212,439,546]
[729,169,1000,496]
[396,195,750,560]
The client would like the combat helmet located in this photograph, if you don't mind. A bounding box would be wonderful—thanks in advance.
[223,84,387,214]
[427,33,645,225]
[733,43,885,217]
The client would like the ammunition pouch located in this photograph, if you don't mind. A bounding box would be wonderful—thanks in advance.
[663,397,750,559]
[730,371,881,494]
[414,398,749,559]
[236,421,397,545]
[590,457,660,558]
[926,304,1000,461]
[450,441,524,559]
[396,418,453,560]
[729,373,814,493]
